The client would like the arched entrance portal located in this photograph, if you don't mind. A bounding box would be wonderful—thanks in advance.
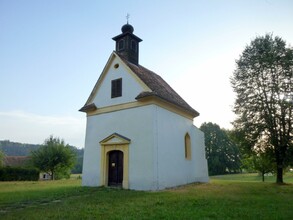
[100,133,130,189]
[108,150,123,186]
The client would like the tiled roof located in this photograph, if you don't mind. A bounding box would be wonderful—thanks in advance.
[118,54,199,117]
[80,52,199,118]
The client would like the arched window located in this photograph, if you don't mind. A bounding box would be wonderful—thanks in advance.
[131,40,137,52]
[185,133,191,160]
[118,39,124,51]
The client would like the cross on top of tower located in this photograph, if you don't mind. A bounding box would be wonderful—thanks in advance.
[112,16,142,65]
[126,13,130,24]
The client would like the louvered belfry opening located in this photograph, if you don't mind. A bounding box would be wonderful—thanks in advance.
[112,23,142,65]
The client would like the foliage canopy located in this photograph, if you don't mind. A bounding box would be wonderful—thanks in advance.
[31,136,76,180]
[231,34,293,183]
[200,122,241,175]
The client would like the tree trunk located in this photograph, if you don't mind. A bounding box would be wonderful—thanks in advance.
[276,166,283,184]
[275,147,284,184]
[262,171,265,182]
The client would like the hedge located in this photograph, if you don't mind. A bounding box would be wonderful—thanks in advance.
[0,167,39,181]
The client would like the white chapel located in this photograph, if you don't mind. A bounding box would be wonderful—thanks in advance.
[80,23,209,190]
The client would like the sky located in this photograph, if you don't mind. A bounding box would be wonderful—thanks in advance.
[1,0,293,148]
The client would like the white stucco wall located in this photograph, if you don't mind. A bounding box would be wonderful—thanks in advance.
[82,105,158,190]
[91,57,146,108]
[155,106,209,189]
[82,104,209,190]
[190,125,209,182]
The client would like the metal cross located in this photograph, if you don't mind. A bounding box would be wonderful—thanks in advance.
[126,13,130,24]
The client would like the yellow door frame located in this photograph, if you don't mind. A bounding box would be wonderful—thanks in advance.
[100,133,130,189]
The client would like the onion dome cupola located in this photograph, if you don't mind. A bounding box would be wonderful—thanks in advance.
[112,23,142,65]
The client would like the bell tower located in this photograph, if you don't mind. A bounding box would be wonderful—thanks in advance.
[112,23,142,65]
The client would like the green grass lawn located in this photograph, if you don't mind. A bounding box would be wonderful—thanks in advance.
[0,173,293,219]
[212,172,293,183]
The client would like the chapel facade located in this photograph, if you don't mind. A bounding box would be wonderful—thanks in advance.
[80,23,208,190]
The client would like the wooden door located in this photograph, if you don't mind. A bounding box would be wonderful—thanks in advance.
[108,150,123,186]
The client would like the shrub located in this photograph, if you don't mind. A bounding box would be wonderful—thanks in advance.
[0,167,39,181]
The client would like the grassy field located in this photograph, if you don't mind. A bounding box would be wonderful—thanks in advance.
[212,172,293,183]
[0,173,293,219]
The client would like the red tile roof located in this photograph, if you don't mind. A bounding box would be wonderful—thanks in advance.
[80,52,199,118]
[118,54,199,117]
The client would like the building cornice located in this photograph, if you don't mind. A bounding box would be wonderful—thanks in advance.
[86,98,195,121]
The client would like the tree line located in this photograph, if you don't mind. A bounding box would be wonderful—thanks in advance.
[0,139,83,176]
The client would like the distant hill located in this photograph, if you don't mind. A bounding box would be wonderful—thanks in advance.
[0,140,84,174]
[0,140,40,156]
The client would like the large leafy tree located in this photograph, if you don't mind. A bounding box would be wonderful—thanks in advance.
[200,122,241,175]
[31,136,76,180]
[231,34,293,183]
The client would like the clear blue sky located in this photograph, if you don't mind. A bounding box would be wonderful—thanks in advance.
[1,0,293,148]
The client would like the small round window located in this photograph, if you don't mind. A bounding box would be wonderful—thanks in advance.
[114,63,119,69]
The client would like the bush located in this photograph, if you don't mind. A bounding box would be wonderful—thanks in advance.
[0,167,39,181]
[54,168,71,180]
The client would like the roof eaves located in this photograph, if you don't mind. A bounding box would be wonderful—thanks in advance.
[135,92,199,117]
[79,103,97,113]
[112,33,142,42]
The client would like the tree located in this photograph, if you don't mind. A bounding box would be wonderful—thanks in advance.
[31,136,76,180]
[200,122,242,175]
[229,129,274,181]
[252,149,275,182]
[0,150,4,167]
[231,34,293,183]
[71,152,83,174]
